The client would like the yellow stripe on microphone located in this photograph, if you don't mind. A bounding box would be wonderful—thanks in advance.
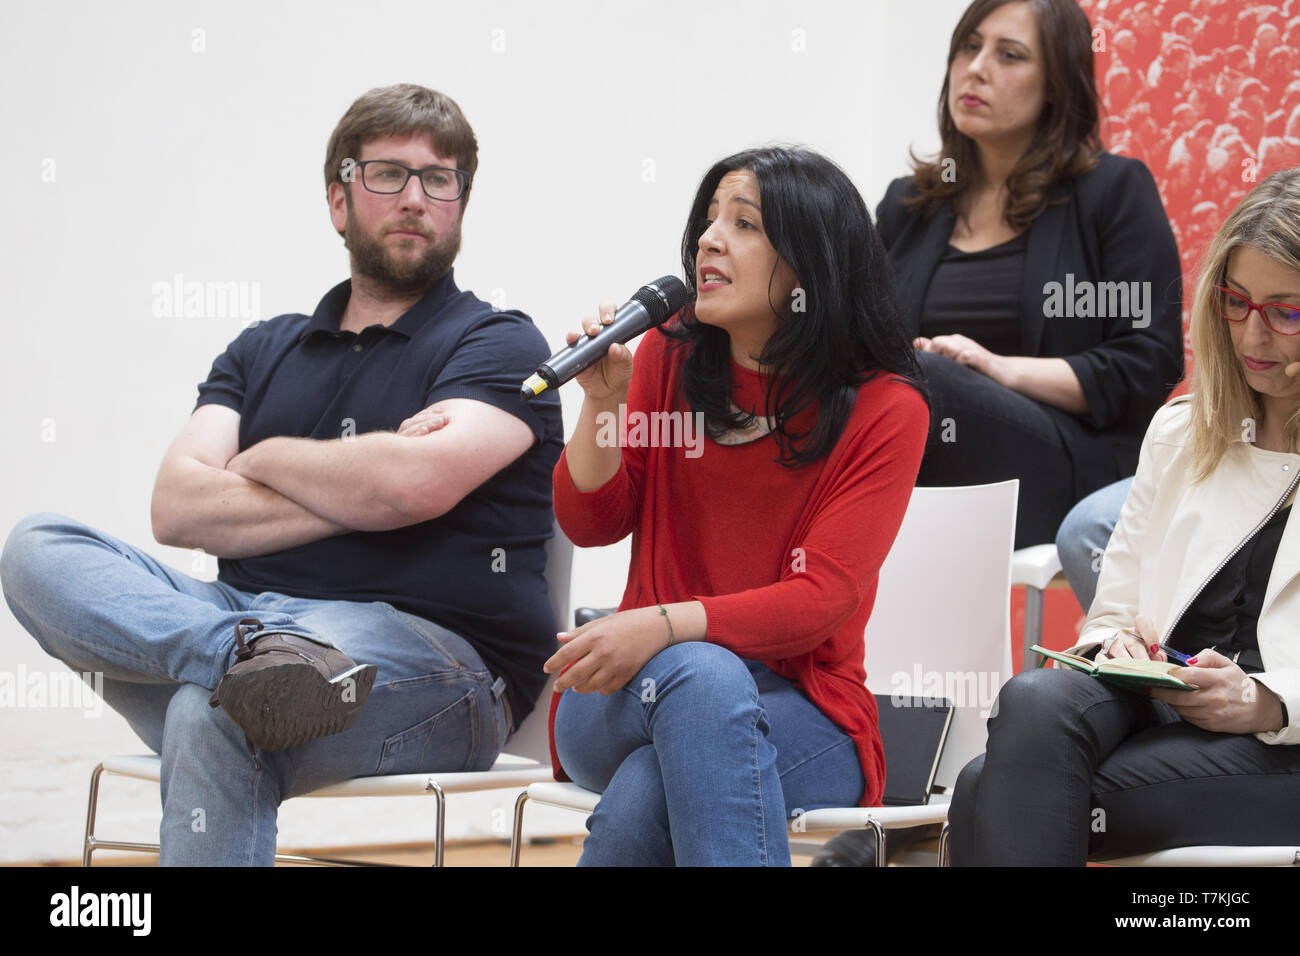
[521,373,549,397]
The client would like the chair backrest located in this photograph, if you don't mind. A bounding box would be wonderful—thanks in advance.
[502,522,573,764]
[863,481,1017,790]
[544,520,573,636]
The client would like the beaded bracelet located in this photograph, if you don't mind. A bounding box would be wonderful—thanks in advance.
[657,604,675,646]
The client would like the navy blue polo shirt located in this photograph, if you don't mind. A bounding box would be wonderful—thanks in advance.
[194,270,563,726]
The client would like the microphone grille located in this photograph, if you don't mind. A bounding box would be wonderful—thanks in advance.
[631,276,691,326]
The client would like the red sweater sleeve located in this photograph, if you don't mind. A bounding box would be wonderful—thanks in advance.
[553,450,638,548]
[698,381,929,659]
[550,331,667,547]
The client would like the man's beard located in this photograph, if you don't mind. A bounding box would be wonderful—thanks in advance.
[344,208,461,297]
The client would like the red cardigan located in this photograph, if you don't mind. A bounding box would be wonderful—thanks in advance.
[548,328,929,807]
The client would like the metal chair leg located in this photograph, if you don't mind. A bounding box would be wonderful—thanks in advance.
[868,819,886,867]
[1023,585,1045,672]
[83,763,105,867]
[938,823,951,867]
[85,762,452,866]
[426,780,446,867]
[509,790,530,867]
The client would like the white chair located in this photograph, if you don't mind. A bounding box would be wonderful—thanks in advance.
[938,831,1300,867]
[944,832,1300,869]
[1094,846,1300,866]
[510,481,1020,866]
[82,525,573,867]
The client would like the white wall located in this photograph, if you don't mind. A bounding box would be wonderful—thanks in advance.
[0,0,967,862]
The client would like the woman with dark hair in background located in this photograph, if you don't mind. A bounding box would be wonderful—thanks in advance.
[949,169,1300,865]
[544,146,929,865]
[876,0,1184,550]
[815,0,1186,868]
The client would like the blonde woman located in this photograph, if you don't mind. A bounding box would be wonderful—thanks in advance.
[948,168,1300,865]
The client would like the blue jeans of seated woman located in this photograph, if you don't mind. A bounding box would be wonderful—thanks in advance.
[0,513,510,866]
[1055,477,1133,613]
[554,642,865,866]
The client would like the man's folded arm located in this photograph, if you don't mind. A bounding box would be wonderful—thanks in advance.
[225,398,536,532]
[151,404,352,559]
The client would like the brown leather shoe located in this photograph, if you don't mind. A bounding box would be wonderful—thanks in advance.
[209,618,377,757]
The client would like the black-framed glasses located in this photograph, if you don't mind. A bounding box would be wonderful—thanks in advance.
[354,160,470,202]
[1214,285,1300,336]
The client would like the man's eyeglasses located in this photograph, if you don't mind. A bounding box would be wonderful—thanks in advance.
[1214,285,1300,336]
[353,160,470,202]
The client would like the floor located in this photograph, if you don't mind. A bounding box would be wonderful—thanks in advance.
[65,829,941,867]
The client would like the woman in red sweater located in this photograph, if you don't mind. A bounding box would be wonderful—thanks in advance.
[547,146,930,865]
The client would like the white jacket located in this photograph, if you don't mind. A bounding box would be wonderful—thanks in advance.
[1078,395,1300,744]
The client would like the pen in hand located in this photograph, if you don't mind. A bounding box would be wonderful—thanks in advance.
[1120,631,1199,666]
[1117,628,1196,665]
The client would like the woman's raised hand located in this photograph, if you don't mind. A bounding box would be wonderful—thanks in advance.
[568,300,635,403]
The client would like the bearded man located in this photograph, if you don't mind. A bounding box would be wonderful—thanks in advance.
[0,84,562,865]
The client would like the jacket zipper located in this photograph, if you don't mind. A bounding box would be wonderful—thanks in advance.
[1161,465,1300,643]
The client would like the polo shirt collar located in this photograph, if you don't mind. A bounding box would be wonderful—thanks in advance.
[298,269,460,341]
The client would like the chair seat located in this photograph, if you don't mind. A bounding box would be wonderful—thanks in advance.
[524,781,602,813]
[100,753,555,797]
[795,794,952,832]
[1096,846,1300,866]
[522,782,952,832]
[1011,543,1063,591]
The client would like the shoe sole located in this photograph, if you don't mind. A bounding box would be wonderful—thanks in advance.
[218,662,378,752]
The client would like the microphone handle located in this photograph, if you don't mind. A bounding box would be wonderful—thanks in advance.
[522,302,657,399]
[521,276,690,400]
[546,307,655,379]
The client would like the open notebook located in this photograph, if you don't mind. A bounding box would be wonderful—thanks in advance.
[1033,645,1196,691]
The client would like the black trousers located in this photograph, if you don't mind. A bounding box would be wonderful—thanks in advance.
[947,668,1300,865]
[915,350,1097,549]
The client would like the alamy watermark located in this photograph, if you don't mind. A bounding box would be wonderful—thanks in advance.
[151,273,261,325]
[595,404,705,459]
[1042,274,1151,329]
[50,886,150,936]
[890,665,1002,718]
[0,664,103,717]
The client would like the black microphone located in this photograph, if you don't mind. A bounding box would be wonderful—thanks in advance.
[521,276,691,400]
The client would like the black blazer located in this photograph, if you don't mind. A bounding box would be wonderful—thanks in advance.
[875,152,1185,500]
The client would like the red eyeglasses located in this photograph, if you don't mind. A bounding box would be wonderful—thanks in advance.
[1214,285,1300,336]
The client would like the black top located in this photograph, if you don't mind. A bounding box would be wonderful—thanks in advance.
[195,271,564,726]
[1166,505,1292,672]
[919,233,1029,355]
[875,153,1185,502]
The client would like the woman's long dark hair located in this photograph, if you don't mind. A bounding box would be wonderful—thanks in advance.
[664,146,927,468]
[906,0,1103,228]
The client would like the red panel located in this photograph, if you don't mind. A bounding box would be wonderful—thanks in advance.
[1082,0,1299,386]
[1027,0,1299,655]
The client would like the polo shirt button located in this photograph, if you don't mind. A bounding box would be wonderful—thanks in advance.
[1284,464,1291,471]
[353,344,363,352]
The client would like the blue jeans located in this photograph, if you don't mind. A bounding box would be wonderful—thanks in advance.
[554,642,864,866]
[0,513,509,866]
[1055,477,1133,612]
